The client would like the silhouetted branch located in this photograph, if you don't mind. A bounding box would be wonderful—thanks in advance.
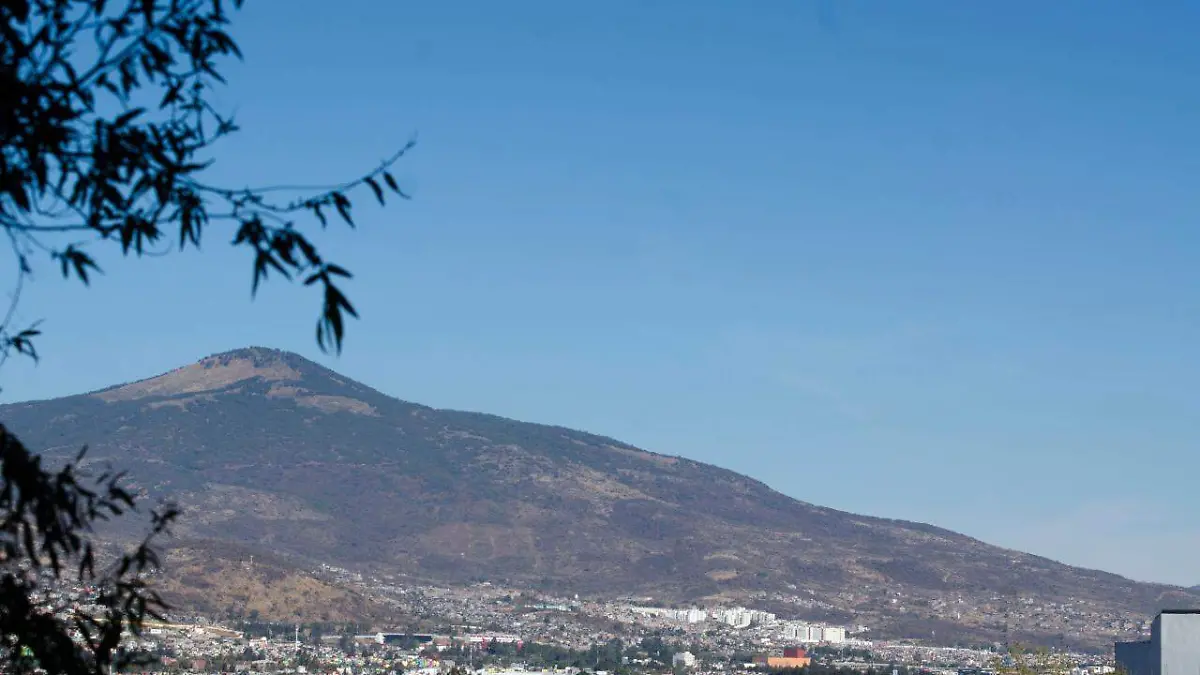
[1,0,413,363]
[0,424,178,675]
[0,0,411,671]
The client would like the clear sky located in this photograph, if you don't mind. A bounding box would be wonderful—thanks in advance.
[5,0,1200,585]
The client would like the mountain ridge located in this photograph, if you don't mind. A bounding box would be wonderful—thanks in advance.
[0,347,1188,646]
[73,348,1141,581]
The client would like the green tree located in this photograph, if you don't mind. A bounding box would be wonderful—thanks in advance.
[0,0,409,673]
[990,644,1072,675]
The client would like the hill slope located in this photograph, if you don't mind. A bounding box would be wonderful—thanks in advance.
[1,347,1189,643]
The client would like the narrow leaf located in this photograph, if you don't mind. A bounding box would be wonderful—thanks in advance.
[366,177,384,205]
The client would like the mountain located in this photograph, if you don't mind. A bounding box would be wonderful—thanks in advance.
[150,539,402,624]
[0,347,1189,644]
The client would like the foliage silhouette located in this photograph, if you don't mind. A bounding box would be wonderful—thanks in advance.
[0,0,410,672]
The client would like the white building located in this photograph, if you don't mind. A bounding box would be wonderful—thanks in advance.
[717,608,752,628]
[782,623,814,641]
[753,610,778,624]
[780,623,847,644]
[672,652,697,669]
[716,607,775,628]
[823,626,847,644]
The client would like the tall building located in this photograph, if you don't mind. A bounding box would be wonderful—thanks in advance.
[823,626,847,644]
[718,608,754,628]
[1115,610,1200,675]
[782,623,804,640]
[781,623,849,643]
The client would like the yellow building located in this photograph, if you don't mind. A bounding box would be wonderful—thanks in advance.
[753,655,812,669]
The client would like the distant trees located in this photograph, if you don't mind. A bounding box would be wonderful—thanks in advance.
[990,644,1073,675]
[763,666,927,675]
[507,641,627,672]
[0,0,411,673]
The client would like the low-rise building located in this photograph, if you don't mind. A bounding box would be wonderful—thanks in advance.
[754,647,811,670]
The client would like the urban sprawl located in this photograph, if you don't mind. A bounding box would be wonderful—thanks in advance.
[36,563,1169,675]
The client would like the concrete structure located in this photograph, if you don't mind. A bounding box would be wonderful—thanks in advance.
[1117,641,1152,675]
[372,633,436,645]
[1115,610,1200,675]
[754,648,811,670]
[823,626,847,644]
[672,651,697,669]
[781,623,848,644]
[718,608,753,628]
[754,655,812,670]
[782,623,813,641]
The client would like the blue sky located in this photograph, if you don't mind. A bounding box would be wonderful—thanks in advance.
[5,1,1200,585]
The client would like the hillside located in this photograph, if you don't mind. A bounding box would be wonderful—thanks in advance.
[155,540,403,624]
[1,347,1190,644]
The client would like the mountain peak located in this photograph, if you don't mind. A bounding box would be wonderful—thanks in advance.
[201,346,308,370]
[92,346,314,403]
[3,349,1194,647]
